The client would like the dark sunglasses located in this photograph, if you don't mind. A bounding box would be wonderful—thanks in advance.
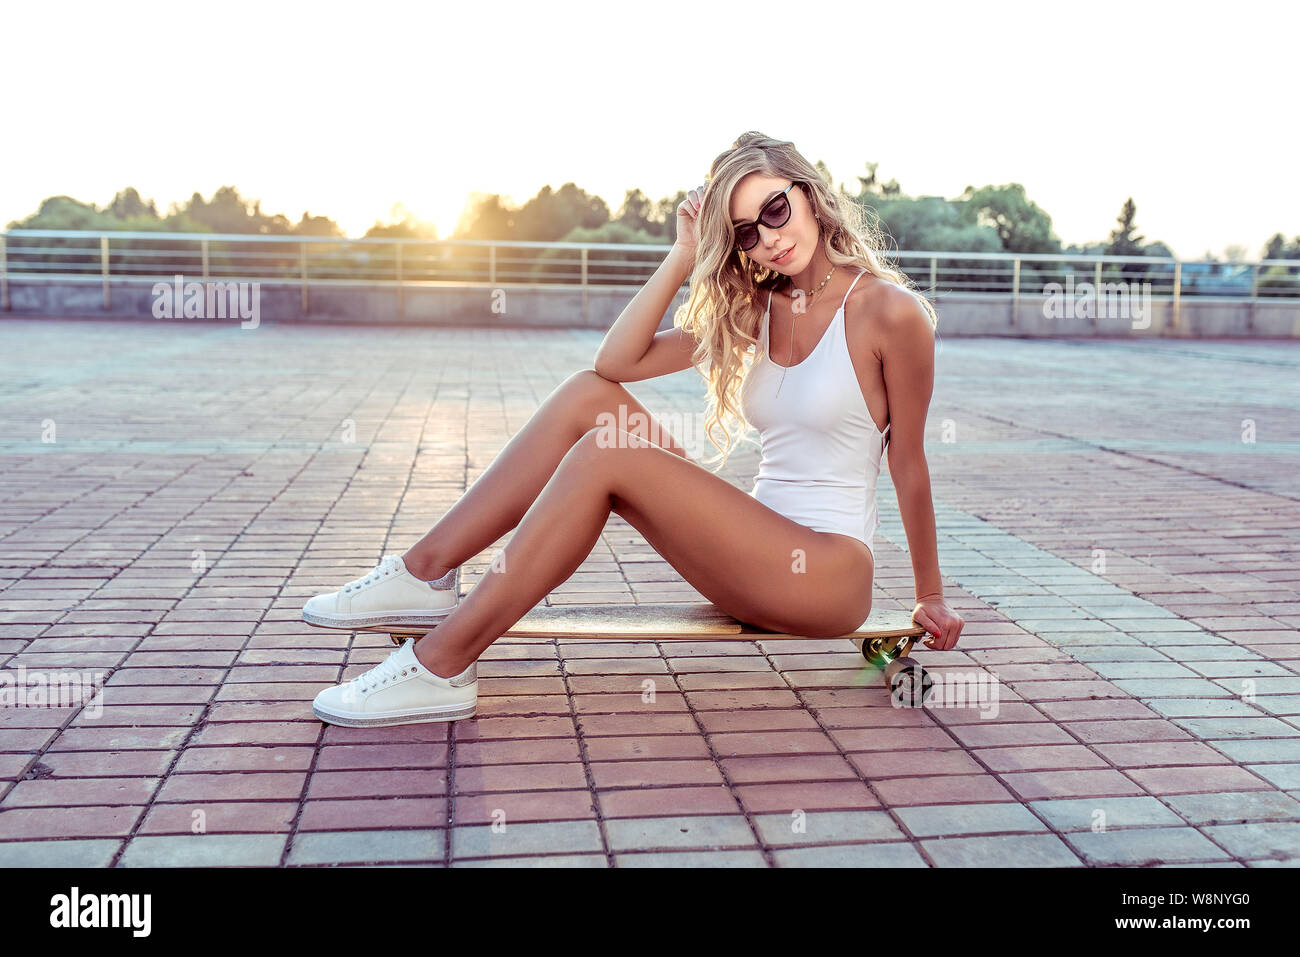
[733,182,798,251]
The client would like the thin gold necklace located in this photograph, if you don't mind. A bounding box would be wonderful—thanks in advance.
[775,263,837,397]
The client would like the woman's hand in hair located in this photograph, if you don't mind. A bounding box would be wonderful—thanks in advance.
[673,183,708,254]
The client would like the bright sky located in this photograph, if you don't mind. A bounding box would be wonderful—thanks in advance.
[3,0,1295,259]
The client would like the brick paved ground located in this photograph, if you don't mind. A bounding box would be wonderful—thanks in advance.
[0,319,1297,867]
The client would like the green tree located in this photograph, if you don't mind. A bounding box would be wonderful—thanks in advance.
[857,161,901,197]
[957,183,1061,254]
[1263,233,1300,260]
[364,203,435,239]
[513,183,610,241]
[613,188,657,234]
[452,193,515,239]
[176,186,293,234]
[293,212,344,237]
[1104,198,1145,257]
[107,187,159,221]
[870,194,1001,252]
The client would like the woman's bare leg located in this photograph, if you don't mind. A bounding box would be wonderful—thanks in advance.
[413,428,874,678]
[401,369,689,580]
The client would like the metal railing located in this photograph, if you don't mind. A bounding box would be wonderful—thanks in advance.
[2,229,1298,312]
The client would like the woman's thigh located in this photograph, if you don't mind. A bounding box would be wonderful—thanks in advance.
[573,428,875,637]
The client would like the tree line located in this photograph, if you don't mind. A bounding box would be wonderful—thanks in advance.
[7,163,1299,263]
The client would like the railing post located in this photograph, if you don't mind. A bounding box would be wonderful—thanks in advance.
[1010,257,1020,327]
[1172,260,1182,333]
[489,245,496,285]
[581,246,589,325]
[929,256,937,297]
[1093,259,1102,327]
[1242,263,1253,335]
[201,239,210,282]
[395,241,403,318]
[100,236,111,310]
[0,235,8,311]
[300,242,309,314]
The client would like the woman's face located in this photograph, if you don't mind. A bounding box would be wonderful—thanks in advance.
[728,172,817,273]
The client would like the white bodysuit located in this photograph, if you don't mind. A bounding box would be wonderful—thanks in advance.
[738,267,890,558]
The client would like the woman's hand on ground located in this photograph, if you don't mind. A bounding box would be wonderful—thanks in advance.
[912,595,964,651]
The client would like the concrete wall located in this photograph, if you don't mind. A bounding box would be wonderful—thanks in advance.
[3,279,1298,338]
[940,294,1300,338]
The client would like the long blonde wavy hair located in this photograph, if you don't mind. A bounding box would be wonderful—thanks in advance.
[674,131,939,472]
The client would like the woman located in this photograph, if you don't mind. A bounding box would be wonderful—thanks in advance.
[305,131,964,727]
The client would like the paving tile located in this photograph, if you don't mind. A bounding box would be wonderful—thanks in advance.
[288,829,445,865]
[121,833,287,867]
[895,802,1048,838]
[1169,716,1300,739]
[1062,827,1231,865]
[0,839,121,867]
[921,833,1084,866]
[772,842,928,867]
[605,814,757,852]
[999,769,1146,801]
[450,820,604,859]
[1027,796,1185,831]
[0,805,145,840]
[1163,790,1300,825]
[874,773,1017,806]
[614,850,766,867]
[452,854,607,867]
[734,781,881,813]
[1200,822,1300,861]
[596,785,738,818]
[138,801,299,834]
[751,810,904,847]
[1246,764,1300,790]
[1126,765,1276,795]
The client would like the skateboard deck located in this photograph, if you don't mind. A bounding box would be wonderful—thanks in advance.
[387,602,921,639]
[386,602,934,705]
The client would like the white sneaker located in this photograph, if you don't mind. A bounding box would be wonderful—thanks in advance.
[312,637,477,726]
[301,554,459,631]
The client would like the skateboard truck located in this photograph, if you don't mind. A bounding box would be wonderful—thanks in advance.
[852,632,934,707]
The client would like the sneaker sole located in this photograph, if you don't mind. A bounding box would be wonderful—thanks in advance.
[302,606,457,631]
[312,700,477,727]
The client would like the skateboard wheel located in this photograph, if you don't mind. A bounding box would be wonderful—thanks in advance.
[884,656,932,707]
[856,636,886,666]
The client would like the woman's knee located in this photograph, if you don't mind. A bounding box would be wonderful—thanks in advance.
[561,368,625,404]
[554,369,626,425]
[559,371,689,460]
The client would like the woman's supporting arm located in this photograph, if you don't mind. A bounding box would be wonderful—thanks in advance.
[879,288,964,650]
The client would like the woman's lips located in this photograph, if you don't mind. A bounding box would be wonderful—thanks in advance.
[773,245,794,264]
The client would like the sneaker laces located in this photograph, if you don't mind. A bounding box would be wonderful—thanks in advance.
[342,554,402,594]
[353,644,417,694]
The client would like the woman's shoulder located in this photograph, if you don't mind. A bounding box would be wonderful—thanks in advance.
[846,276,929,329]
[844,277,934,364]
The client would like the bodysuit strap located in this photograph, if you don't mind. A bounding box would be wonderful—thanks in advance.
[837,267,869,312]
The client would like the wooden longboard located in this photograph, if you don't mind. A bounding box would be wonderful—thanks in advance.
[386,602,933,706]
[389,602,924,641]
